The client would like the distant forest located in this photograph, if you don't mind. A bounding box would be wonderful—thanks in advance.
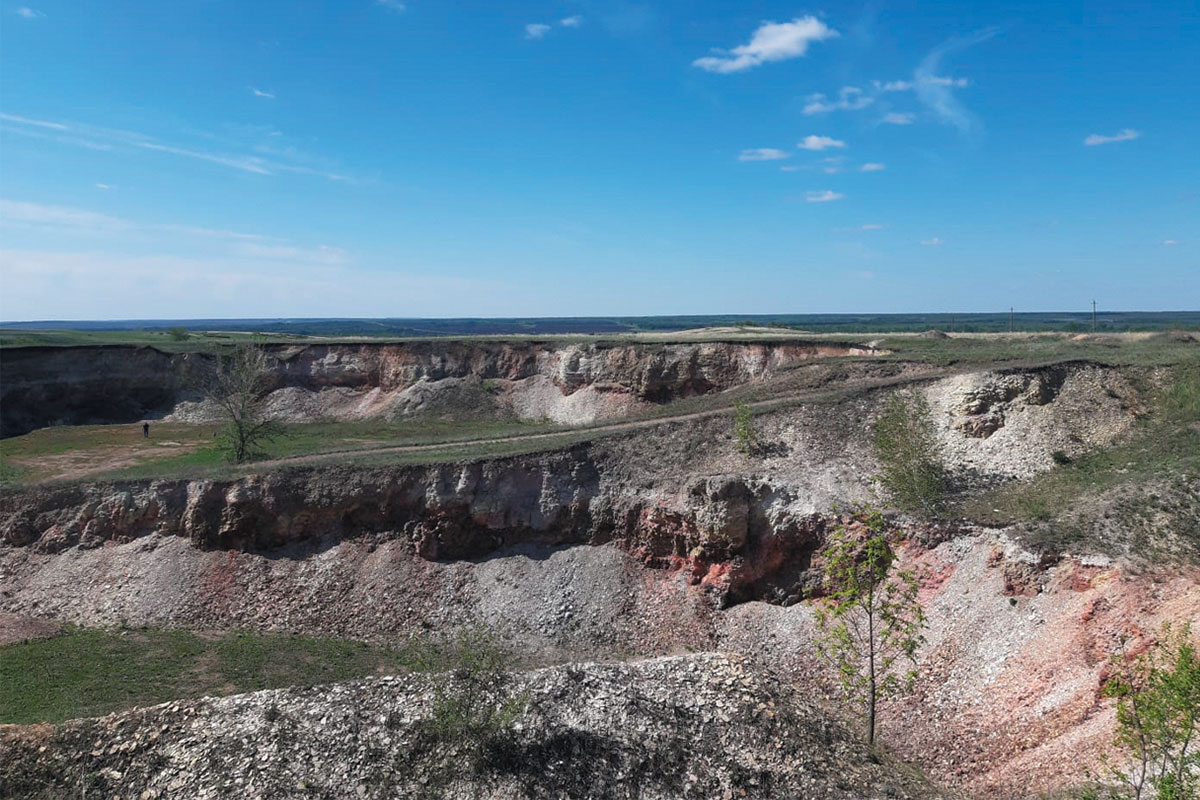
[4,311,1199,337]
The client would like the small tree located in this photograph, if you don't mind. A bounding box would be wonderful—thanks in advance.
[1099,623,1200,800]
[811,508,926,746]
[872,390,946,516]
[733,401,759,455]
[206,345,283,463]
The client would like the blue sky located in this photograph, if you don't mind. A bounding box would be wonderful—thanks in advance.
[1,0,1196,320]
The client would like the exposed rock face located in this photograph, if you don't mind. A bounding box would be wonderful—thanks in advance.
[0,454,825,611]
[0,653,944,800]
[0,340,879,436]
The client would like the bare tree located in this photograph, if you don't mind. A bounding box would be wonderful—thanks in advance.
[206,345,283,463]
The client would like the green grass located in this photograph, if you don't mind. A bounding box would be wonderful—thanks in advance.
[0,627,425,725]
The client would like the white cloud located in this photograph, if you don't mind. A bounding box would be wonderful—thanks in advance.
[15,7,43,18]
[921,237,943,246]
[560,15,583,27]
[376,0,405,11]
[0,112,354,183]
[0,112,66,131]
[235,243,348,265]
[806,190,844,203]
[135,141,272,174]
[738,148,790,162]
[693,16,838,74]
[525,23,551,39]
[874,80,911,92]
[0,199,130,232]
[94,184,112,190]
[250,88,275,99]
[860,223,884,230]
[798,135,846,151]
[881,112,915,125]
[1084,129,1141,146]
[860,162,886,172]
[914,30,995,134]
[779,165,800,172]
[803,86,873,115]
[1163,239,1179,246]
[0,199,286,245]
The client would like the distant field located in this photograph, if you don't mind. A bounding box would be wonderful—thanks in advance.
[2,310,1198,344]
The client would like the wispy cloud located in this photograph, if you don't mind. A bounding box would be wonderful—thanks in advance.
[860,162,886,172]
[376,0,405,11]
[874,80,911,92]
[1163,239,1179,246]
[860,223,884,230]
[779,165,800,172]
[525,23,551,39]
[0,112,66,131]
[134,141,272,174]
[881,112,915,125]
[560,15,583,27]
[0,199,285,244]
[921,237,943,246]
[250,87,276,99]
[0,112,355,183]
[738,148,790,162]
[1084,129,1141,146]
[693,16,838,74]
[798,135,846,151]
[913,29,996,134]
[14,7,43,18]
[806,190,845,203]
[94,184,112,190]
[803,86,873,115]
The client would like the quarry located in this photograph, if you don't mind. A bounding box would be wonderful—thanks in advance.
[1,330,1198,799]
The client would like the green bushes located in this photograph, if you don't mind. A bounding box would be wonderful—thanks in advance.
[872,390,946,516]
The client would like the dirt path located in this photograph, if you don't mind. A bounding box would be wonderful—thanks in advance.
[257,368,948,469]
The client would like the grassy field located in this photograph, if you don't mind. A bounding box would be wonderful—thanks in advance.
[0,627,428,725]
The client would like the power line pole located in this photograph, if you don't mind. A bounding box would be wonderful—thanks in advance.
[1092,299,1097,333]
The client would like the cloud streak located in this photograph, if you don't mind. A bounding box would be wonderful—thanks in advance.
[1084,129,1140,146]
[0,112,354,183]
[913,29,997,134]
[525,23,551,39]
[738,148,790,162]
[694,17,838,74]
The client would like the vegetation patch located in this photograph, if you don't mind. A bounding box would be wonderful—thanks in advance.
[0,627,426,725]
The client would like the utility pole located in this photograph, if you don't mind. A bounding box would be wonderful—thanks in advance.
[1092,299,1097,333]
[1010,306,1014,333]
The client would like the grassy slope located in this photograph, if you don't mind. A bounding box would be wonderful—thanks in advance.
[0,628,427,725]
[960,364,1200,560]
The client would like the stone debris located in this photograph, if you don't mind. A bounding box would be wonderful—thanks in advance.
[0,652,944,800]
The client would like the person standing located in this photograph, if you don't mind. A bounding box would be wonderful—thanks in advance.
[142,422,150,439]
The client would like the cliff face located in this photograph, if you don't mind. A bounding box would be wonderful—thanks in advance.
[0,340,877,437]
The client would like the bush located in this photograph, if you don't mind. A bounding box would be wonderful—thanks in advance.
[405,627,527,777]
[872,390,946,516]
[733,401,759,455]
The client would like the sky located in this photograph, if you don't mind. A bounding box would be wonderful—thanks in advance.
[1,0,1197,320]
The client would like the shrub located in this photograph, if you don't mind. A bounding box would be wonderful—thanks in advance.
[872,390,946,516]
[733,401,759,455]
